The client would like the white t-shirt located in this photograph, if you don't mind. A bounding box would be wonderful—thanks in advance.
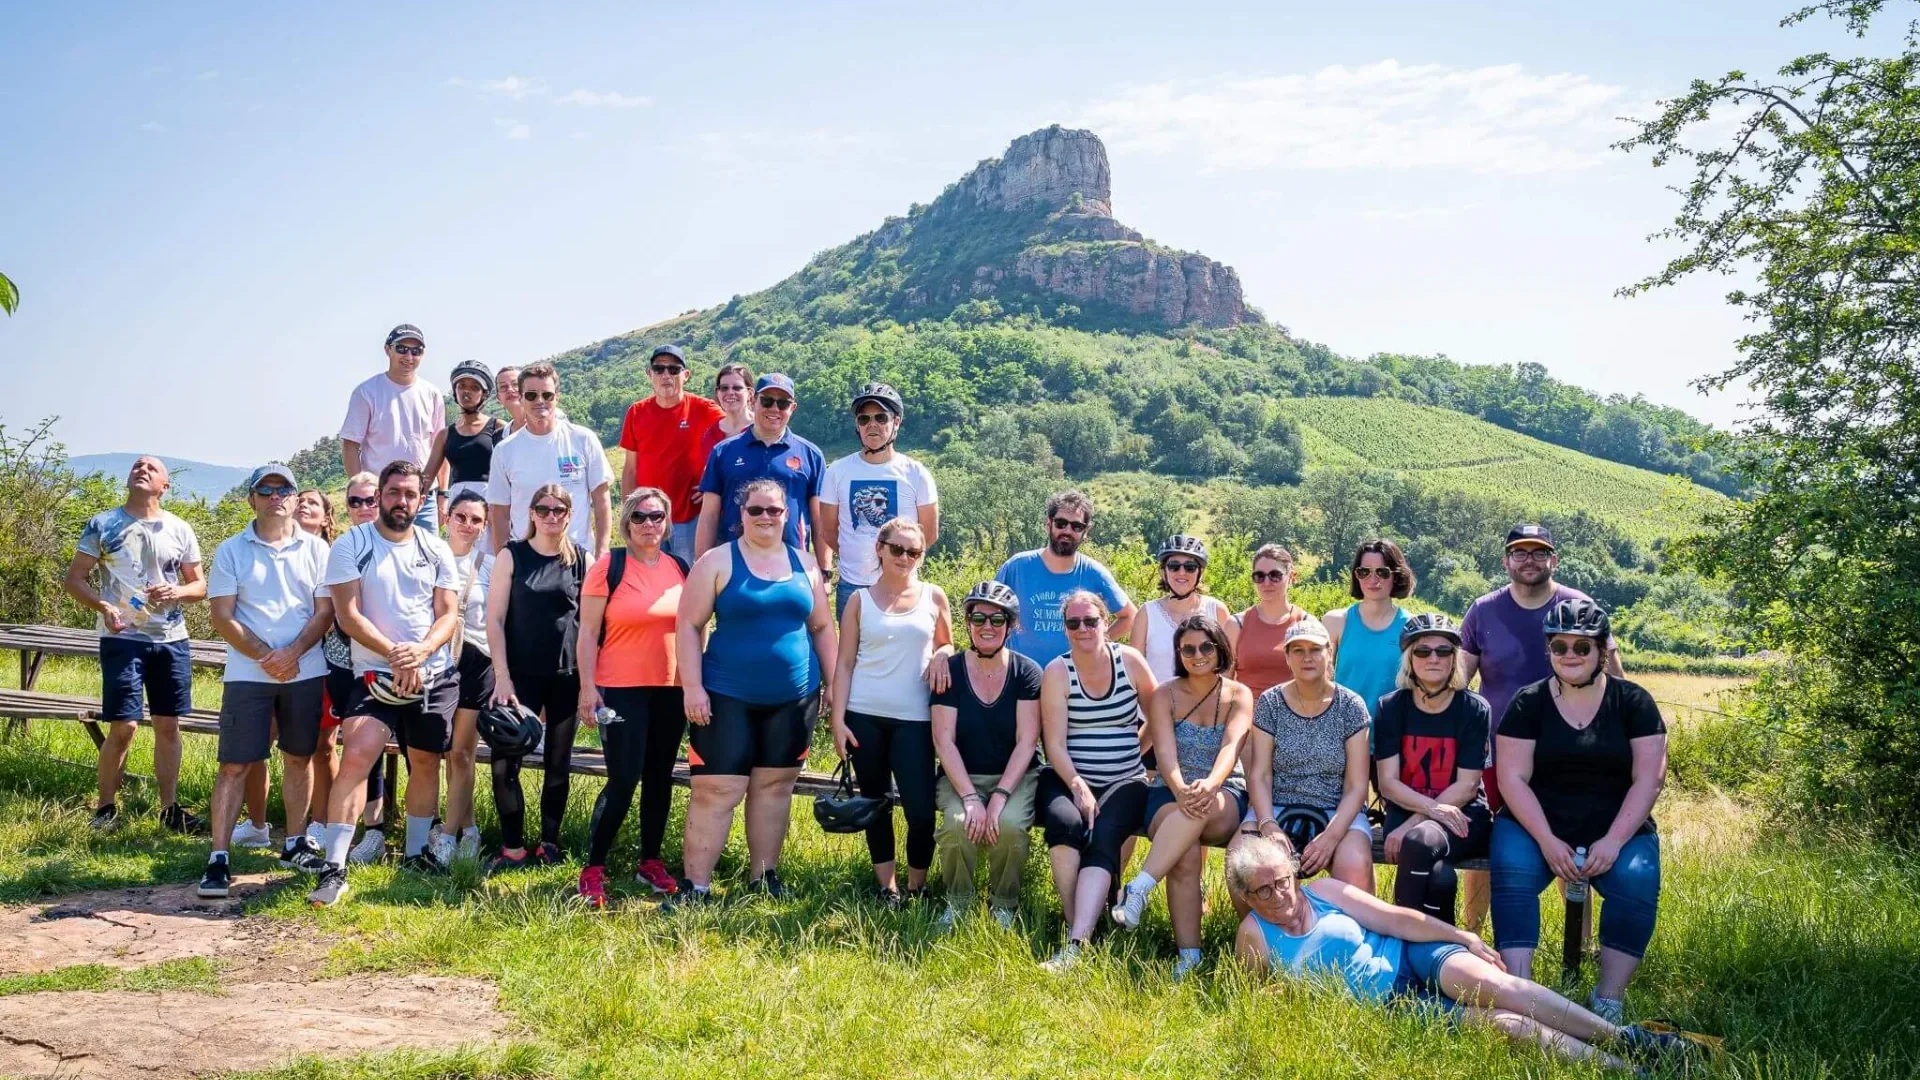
[76,507,203,643]
[454,547,492,654]
[338,372,447,477]
[323,522,459,678]
[207,524,332,683]
[485,422,611,551]
[821,452,939,586]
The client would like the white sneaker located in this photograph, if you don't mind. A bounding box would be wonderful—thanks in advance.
[231,821,273,849]
[456,829,481,861]
[1110,882,1151,929]
[1173,952,1205,982]
[1040,942,1083,973]
[936,905,961,933]
[991,906,1017,930]
[428,830,457,867]
[347,828,386,865]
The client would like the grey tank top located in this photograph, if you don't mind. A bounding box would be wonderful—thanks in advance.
[1155,682,1246,792]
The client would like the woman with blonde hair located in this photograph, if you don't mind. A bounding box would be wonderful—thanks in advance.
[484,482,586,871]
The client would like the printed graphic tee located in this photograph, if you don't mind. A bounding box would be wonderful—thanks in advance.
[76,508,202,642]
[486,422,612,550]
[821,453,939,586]
[992,550,1129,666]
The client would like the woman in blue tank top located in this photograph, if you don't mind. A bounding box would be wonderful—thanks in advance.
[1326,538,1413,718]
[675,479,837,901]
[1227,834,1704,1071]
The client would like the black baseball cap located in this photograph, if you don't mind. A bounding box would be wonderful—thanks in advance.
[385,324,425,347]
[649,344,686,366]
[1505,523,1555,551]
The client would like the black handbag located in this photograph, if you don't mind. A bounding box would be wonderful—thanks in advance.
[813,758,891,834]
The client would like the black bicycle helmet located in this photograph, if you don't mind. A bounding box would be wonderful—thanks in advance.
[812,759,892,834]
[477,701,543,758]
[851,382,904,418]
[961,580,1020,620]
[1274,806,1332,859]
[448,360,494,395]
[1155,534,1209,566]
[1399,611,1462,650]
[1542,598,1611,640]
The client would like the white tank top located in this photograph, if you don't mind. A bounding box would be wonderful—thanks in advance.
[844,583,940,721]
[1143,601,1179,682]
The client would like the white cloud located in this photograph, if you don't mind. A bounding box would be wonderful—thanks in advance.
[449,76,649,109]
[554,88,651,109]
[139,120,164,132]
[1081,60,1637,174]
[506,124,532,140]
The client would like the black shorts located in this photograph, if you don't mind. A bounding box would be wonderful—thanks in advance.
[1385,801,1494,861]
[99,637,193,721]
[341,671,459,755]
[508,667,582,721]
[455,643,494,711]
[687,690,819,776]
[1036,768,1149,875]
[217,676,325,763]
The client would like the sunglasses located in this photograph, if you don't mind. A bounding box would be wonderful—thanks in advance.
[346,495,377,509]
[1251,568,1291,584]
[1163,560,1201,574]
[1508,549,1555,563]
[744,504,786,518]
[522,390,558,402]
[966,611,1011,627]
[1051,517,1089,533]
[650,364,685,375]
[628,510,668,525]
[1549,639,1596,658]
[717,382,748,394]
[1178,641,1218,658]
[1353,566,1396,581]
[1063,616,1102,631]
[531,503,569,519]
[252,484,295,498]
[1411,645,1457,659]
[391,344,424,356]
[450,513,487,527]
[855,412,891,427]
[882,541,924,559]
[758,395,795,411]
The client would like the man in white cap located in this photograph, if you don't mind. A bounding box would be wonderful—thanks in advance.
[340,323,447,532]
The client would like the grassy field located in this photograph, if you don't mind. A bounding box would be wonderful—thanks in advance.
[3,663,1917,1078]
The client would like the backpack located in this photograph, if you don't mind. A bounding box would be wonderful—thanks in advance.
[598,547,690,645]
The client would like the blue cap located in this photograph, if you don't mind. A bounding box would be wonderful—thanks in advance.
[1506,523,1555,550]
[247,463,297,490]
[755,373,797,399]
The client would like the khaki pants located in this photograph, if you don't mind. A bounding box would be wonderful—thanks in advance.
[934,771,1037,910]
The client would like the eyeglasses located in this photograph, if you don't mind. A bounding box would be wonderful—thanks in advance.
[1247,880,1287,902]
[1251,568,1291,584]
[1508,548,1555,563]
[450,513,487,527]
[1353,566,1396,581]
[1178,641,1218,658]
[522,390,558,402]
[1051,517,1089,533]
[1063,616,1102,631]
[531,503,568,519]
[252,484,295,498]
[758,395,795,411]
[650,364,685,376]
[1163,560,1201,574]
[391,344,424,356]
[346,495,377,509]
[882,541,924,560]
[744,504,786,518]
[966,611,1011,627]
[628,510,668,525]
[855,412,891,427]
[1411,645,1457,659]
[1549,639,1596,658]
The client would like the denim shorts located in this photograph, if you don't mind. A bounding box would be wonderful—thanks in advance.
[99,637,193,721]
[1145,782,1249,827]
[1393,940,1468,1010]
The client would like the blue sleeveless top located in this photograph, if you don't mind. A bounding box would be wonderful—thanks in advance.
[1255,891,1405,1001]
[703,542,818,704]
[1332,603,1407,718]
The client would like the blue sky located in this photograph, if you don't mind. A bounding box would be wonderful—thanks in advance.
[0,1,1885,463]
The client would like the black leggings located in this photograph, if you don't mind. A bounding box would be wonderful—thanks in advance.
[491,670,582,850]
[587,686,687,867]
[1037,769,1149,875]
[1391,806,1492,925]
[844,710,936,871]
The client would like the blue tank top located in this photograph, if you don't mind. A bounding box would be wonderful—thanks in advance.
[1255,891,1405,1002]
[703,542,818,704]
[1332,603,1407,718]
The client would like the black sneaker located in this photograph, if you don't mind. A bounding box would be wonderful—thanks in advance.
[749,868,789,899]
[196,858,231,899]
[88,804,119,831]
[160,803,203,834]
[877,885,905,909]
[280,835,329,874]
[486,848,532,875]
[400,852,449,876]
[532,841,564,866]
[1617,1024,1705,1064]
[307,865,350,907]
[663,880,716,912]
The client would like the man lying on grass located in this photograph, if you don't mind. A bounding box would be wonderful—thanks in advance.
[1229,834,1700,1071]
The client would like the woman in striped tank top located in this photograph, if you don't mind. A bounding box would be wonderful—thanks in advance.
[1036,589,1159,972]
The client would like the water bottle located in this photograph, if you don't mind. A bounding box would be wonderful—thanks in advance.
[593,705,623,726]
[1565,846,1590,902]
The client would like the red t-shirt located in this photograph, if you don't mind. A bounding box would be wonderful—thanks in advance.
[618,395,726,523]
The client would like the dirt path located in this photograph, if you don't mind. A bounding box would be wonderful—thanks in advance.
[0,876,510,1079]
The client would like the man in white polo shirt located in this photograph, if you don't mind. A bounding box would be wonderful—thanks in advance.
[340,323,448,532]
[198,463,336,898]
[485,360,612,558]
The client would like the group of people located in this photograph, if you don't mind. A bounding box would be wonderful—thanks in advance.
[58,323,1694,1071]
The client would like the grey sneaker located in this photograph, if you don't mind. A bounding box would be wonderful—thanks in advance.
[1173,952,1205,982]
[307,865,350,907]
[455,829,481,862]
[990,906,1018,930]
[89,804,119,831]
[347,828,386,865]
[936,904,961,933]
[1040,941,1084,973]
[1110,882,1151,929]
[1589,992,1627,1026]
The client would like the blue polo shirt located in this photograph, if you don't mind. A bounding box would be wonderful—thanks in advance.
[699,426,826,550]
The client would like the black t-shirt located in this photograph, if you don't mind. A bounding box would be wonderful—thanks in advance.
[1496,677,1665,847]
[1373,688,1490,829]
[931,650,1044,776]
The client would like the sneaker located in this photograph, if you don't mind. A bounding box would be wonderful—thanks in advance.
[347,828,386,865]
[1589,993,1627,1026]
[428,830,457,867]
[635,858,679,895]
[877,885,905,909]
[88,804,118,831]
[662,880,716,912]
[990,906,1018,930]
[936,905,961,933]
[160,803,202,834]
[281,835,329,874]
[578,865,608,909]
[486,848,531,875]
[400,852,449,876]
[748,868,789,899]
[532,841,564,866]
[1040,941,1084,974]
[196,858,231,899]
[1617,1024,1703,1064]
[1111,882,1151,929]
[307,865,350,907]
[455,829,481,862]
[1173,952,1205,983]
[231,820,272,849]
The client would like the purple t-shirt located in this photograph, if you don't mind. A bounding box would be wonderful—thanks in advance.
[1459,583,1595,733]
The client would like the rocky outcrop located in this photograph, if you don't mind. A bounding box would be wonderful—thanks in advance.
[1012,244,1248,329]
[940,126,1113,217]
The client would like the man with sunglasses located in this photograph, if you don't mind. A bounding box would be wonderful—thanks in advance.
[693,372,826,564]
[992,491,1135,665]
[198,464,335,897]
[485,361,613,559]
[617,344,723,559]
[339,324,447,532]
[820,383,940,620]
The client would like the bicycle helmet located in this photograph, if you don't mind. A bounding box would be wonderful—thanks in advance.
[448,360,494,395]
[1542,598,1611,640]
[476,701,543,758]
[1154,534,1209,566]
[850,382,904,418]
[1274,806,1332,859]
[362,671,424,707]
[961,580,1020,620]
[812,759,892,834]
[1399,611,1462,650]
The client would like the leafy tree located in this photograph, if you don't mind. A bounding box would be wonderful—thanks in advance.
[1620,0,1920,824]
[286,435,346,490]
[0,271,16,316]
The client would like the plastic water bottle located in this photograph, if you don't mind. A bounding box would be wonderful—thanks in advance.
[594,705,623,726]
[1566,847,1590,902]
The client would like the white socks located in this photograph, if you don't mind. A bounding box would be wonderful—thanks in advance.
[404,815,433,857]
[323,823,355,867]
